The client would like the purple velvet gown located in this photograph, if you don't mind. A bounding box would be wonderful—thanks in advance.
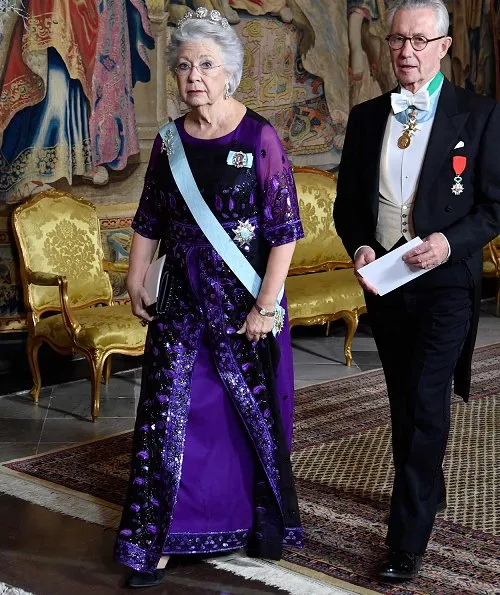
[115,109,304,573]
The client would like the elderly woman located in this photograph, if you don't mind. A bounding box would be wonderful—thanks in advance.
[114,8,304,588]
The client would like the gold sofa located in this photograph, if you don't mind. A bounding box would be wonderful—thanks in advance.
[12,189,147,421]
[286,167,366,366]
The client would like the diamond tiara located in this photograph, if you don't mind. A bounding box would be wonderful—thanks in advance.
[177,7,229,29]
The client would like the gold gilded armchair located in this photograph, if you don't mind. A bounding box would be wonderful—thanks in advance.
[286,167,366,366]
[483,236,500,315]
[12,189,147,421]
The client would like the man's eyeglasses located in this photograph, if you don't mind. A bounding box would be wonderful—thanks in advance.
[174,61,224,76]
[385,34,446,51]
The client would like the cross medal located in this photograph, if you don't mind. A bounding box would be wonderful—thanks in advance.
[397,109,418,149]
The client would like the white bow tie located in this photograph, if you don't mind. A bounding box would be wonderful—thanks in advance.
[391,89,430,114]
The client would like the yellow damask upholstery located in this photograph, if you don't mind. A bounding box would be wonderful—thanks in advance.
[483,235,500,315]
[12,190,147,421]
[289,169,352,273]
[286,167,366,365]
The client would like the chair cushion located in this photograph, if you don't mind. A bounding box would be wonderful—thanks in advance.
[290,170,351,272]
[285,268,365,322]
[35,304,147,351]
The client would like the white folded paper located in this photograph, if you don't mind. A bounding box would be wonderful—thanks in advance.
[143,254,166,304]
[357,237,429,296]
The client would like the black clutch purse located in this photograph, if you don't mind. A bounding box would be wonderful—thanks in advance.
[144,256,174,318]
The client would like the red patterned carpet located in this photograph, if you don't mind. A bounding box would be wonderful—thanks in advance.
[3,344,500,594]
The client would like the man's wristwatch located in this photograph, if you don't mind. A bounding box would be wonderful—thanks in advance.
[253,303,276,317]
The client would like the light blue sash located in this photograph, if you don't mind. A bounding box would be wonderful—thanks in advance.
[160,122,285,336]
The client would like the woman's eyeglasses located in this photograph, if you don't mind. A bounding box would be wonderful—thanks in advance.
[385,34,446,51]
[174,61,224,76]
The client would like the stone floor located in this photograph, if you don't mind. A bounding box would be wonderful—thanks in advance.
[0,301,498,594]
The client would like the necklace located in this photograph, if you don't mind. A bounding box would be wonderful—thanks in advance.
[397,109,418,149]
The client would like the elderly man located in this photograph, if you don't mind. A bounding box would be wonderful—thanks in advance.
[334,0,500,582]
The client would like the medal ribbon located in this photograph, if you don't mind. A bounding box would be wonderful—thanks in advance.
[452,156,466,176]
[426,71,444,97]
[451,155,466,195]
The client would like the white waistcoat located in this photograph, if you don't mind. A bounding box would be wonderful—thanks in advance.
[377,103,435,250]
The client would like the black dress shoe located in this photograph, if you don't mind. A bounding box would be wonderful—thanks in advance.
[126,568,166,589]
[378,550,422,581]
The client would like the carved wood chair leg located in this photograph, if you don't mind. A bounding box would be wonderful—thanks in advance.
[343,310,359,367]
[26,336,42,402]
[87,351,105,422]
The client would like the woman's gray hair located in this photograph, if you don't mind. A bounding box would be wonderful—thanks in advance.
[387,0,449,36]
[167,18,244,96]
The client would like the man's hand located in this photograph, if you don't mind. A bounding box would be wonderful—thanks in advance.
[403,233,449,269]
[354,246,378,294]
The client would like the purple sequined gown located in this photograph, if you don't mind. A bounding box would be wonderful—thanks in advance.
[115,110,304,572]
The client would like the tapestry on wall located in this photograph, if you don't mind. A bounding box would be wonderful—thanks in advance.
[446,0,497,97]
[0,0,153,204]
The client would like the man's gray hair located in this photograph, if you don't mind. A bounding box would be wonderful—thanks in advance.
[167,19,244,96]
[387,0,449,36]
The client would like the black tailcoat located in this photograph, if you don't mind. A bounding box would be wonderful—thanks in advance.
[334,78,500,400]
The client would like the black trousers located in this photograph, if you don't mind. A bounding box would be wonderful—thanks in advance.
[364,260,473,554]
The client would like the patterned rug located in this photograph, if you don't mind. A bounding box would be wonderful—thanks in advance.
[2,343,499,594]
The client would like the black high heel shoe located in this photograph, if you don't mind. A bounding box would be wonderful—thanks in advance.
[126,568,166,589]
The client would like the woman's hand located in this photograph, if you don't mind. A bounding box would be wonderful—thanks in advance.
[126,233,159,326]
[237,305,274,342]
[128,282,154,325]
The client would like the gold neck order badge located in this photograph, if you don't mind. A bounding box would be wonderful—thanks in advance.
[397,108,418,149]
